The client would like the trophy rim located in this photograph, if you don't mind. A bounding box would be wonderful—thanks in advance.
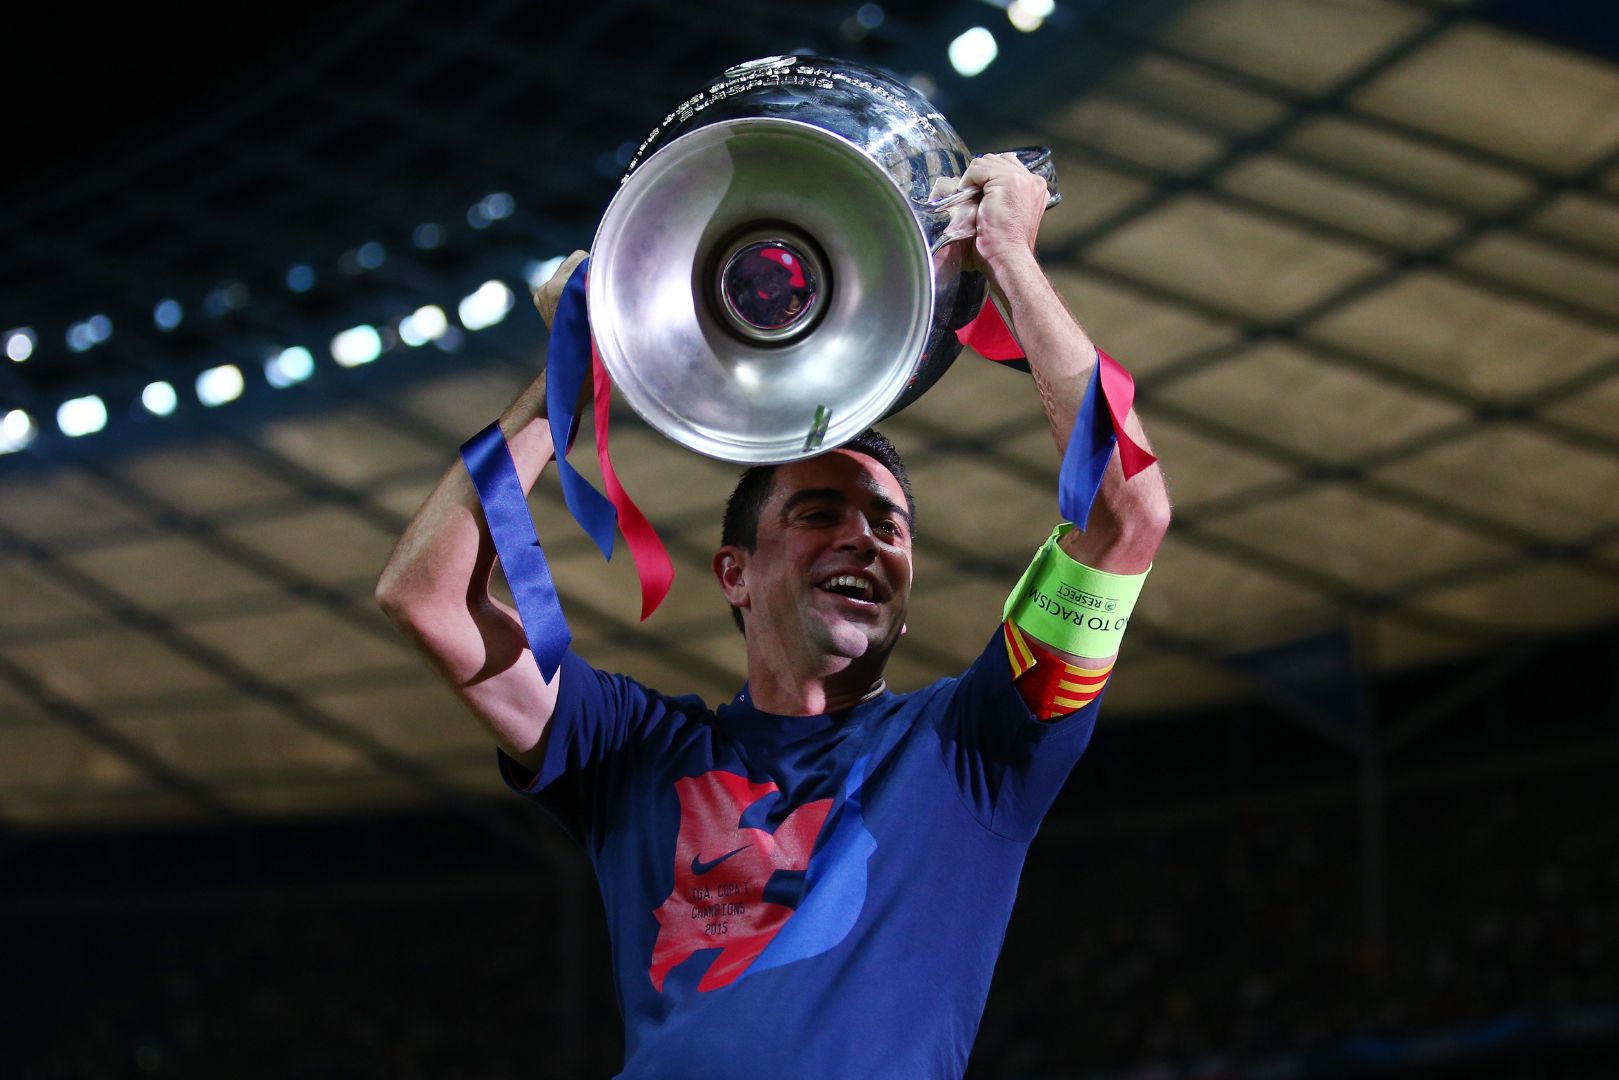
[589,116,936,465]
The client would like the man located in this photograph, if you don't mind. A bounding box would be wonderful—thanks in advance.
[376,154,1170,1076]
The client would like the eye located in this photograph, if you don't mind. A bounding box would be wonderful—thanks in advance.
[874,518,902,539]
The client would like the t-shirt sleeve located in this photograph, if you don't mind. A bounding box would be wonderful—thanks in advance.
[496,649,696,847]
[931,628,1101,842]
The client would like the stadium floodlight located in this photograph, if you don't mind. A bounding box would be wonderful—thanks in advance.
[5,328,34,361]
[266,346,315,387]
[1,409,37,452]
[399,305,449,347]
[458,281,514,331]
[153,299,183,331]
[57,394,108,437]
[196,364,245,406]
[142,381,179,416]
[331,325,383,367]
[948,27,998,76]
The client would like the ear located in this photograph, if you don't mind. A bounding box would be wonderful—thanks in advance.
[713,547,749,608]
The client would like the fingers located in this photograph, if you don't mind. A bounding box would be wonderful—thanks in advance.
[532,249,590,329]
[959,151,1033,191]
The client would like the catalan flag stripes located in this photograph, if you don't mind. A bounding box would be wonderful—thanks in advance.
[1002,620,1115,721]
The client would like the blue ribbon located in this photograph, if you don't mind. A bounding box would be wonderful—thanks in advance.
[460,422,571,680]
[1056,361,1117,531]
[544,258,618,560]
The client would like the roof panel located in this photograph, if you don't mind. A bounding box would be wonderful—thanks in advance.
[1529,192,1619,259]
[1049,268,1242,373]
[1133,534,1335,647]
[0,558,111,629]
[1031,159,1154,246]
[1372,426,1619,544]
[895,578,1009,682]
[585,423,748,526]
[1541,373,1619,441]
[1111,52,1292,136]
[392,367,532,436]
[1158,0,1430,94]
[1,629,234,704]
[1284,115,1536,213]
[0,725,142,788]
[1353,23,1619,174]
[1197,483,1514,591]
[216,505,404,591]
[1219,154,1465,251]
[184,607,415,684]
[1131,417,1296,509]
[907,452,1056,555]
[1047,95,1225,175]
[311,676,492,758]
[102,701,369,777]
[1305,270,1619,400]
[1154,341,1469,463]
[889,347,1046,434]
[372,471,439,521]
[1087,193,1387,321]
[253,405,448,487]
[0,467,152,542]
[60,535,282,611]
[1452,230,1619,320]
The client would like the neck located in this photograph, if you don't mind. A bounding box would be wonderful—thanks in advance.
[742,649,889,716]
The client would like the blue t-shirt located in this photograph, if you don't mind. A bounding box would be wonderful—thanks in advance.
[500,629,1100,1079]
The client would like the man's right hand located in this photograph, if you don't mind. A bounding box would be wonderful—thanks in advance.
[533,250,590,331]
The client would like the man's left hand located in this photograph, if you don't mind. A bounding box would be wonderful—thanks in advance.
[956,153,1051,275]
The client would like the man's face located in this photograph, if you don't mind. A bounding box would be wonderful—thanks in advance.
[717,449,914,673]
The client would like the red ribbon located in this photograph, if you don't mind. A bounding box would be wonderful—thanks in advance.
[592,340,675,621]
[955,302,1157,480]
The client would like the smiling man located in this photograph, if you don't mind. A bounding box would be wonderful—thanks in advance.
[377,154,1170,1077]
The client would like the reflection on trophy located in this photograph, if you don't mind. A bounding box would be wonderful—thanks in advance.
[588,54,1060,464]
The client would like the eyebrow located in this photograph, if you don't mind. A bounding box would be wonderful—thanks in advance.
[780,487,913,529]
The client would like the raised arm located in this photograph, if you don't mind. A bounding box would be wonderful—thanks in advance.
[957,154,1171,575]
[375,251,589,771]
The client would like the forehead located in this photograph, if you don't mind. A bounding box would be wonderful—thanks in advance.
[766,449,906,508]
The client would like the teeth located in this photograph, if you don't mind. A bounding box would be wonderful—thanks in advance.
[822,574,873,599]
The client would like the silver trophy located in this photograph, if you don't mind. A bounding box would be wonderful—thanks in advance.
[588,54,1060,464]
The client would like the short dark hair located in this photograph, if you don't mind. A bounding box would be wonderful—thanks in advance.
[720,428,914,634]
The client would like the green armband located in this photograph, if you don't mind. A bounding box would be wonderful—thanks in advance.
[1003,523,1149,658]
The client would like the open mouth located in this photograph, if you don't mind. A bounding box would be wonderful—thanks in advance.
[817,574,876,603]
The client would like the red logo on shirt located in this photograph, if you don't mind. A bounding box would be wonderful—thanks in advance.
[649,770,831,992]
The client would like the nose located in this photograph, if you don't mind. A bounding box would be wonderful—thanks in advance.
[834,509,877,554]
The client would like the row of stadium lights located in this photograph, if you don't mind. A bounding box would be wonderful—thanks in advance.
[1,281,518,450]
[0,194,548,455]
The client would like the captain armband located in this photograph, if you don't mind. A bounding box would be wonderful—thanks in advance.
[1001,523,1150,720]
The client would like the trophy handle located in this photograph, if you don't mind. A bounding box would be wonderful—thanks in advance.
[924,146,1061,253]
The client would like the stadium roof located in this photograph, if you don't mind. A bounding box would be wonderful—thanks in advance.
[4,0,1618,828]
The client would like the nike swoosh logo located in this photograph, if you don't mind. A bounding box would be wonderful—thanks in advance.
[690,845,749,876]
